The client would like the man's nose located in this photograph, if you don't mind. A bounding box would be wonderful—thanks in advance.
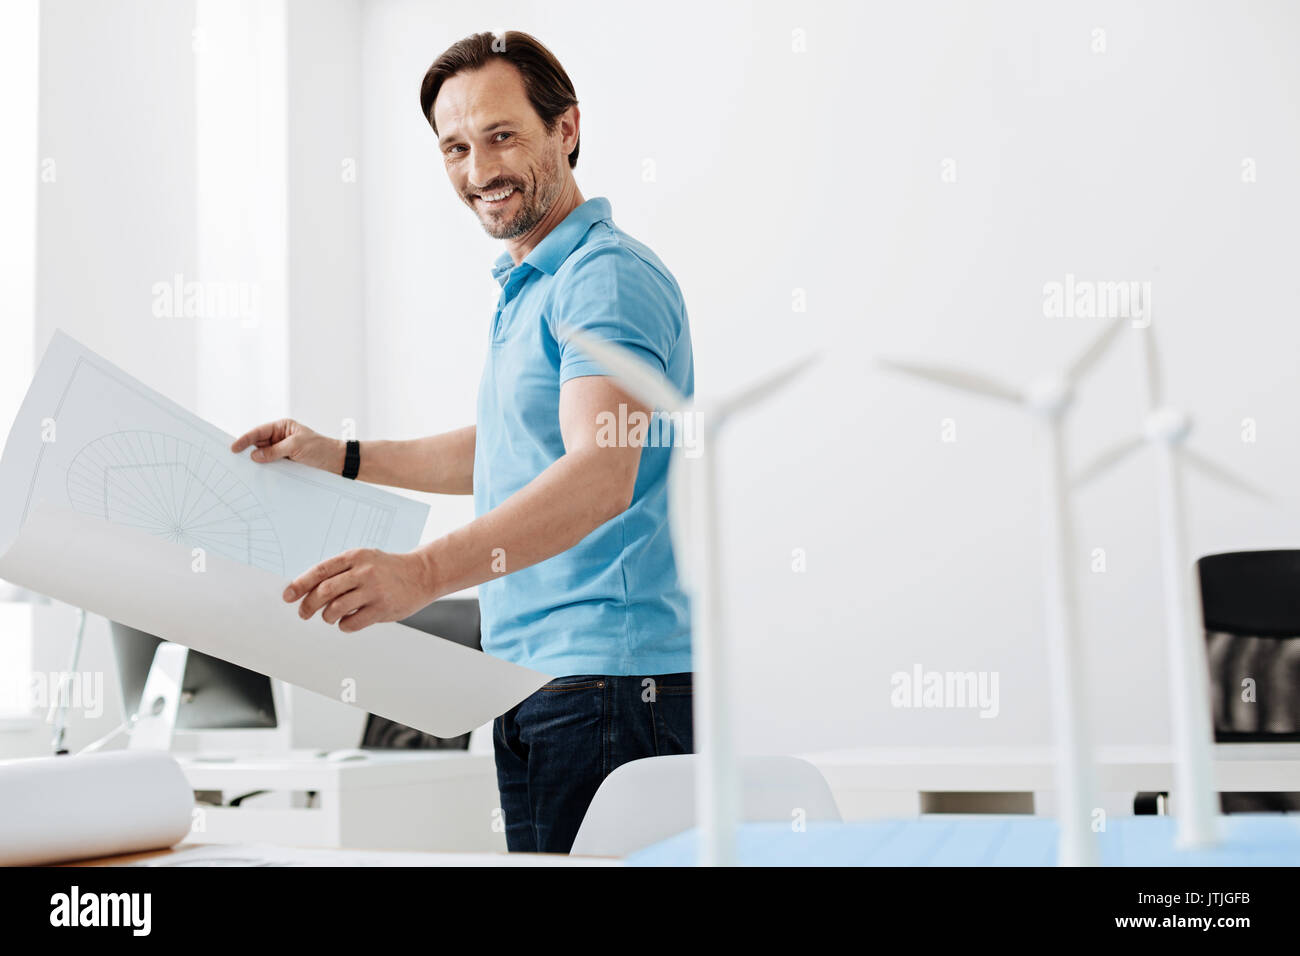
[468,153,503,193]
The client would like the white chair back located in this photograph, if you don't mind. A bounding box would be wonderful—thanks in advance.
[570,754,841,858]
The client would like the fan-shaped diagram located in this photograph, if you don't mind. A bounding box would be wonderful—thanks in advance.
[66,431,284,573]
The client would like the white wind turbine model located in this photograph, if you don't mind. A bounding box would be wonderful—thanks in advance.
[877,317,1130,867]
[560,326,816,867]
[1072,291,1270,848]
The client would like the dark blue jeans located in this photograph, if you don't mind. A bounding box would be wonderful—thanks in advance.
[493,672,694,853]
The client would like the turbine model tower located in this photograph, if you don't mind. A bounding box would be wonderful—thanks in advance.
[877,316,1129,867]
[1073,289,1269,848]
[560,327,815,867]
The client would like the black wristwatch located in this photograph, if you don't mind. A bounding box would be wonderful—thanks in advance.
[342,440,360,480]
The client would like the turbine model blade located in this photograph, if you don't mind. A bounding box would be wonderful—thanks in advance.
[666,451,694,583]
[1182,448,1272,502]
[1064,316,1127,387]
[711,354,818,426]
[875,357,1024,404]
[1072,435,1146,489]
[558,326,691,413]
[1138,323,1164,413]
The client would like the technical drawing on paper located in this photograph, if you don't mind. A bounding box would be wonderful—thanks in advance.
[0,332,429,578]
[66,431,286,573]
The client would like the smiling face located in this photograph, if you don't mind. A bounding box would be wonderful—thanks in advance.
[434,59,575,242]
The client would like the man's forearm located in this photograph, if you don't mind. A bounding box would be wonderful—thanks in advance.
[354,426,476,494]
[417,447,631,599]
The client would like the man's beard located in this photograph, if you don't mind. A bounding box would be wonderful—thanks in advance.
[472,149,562,241]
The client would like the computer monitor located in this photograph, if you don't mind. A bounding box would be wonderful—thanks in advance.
[399,598,480,651]
[110,621,278,731]
[362,598,481,749]
[110,597,482,750]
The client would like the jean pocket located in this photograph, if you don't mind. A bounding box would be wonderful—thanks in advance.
[539,674,607,693]
[649,690,694,754]
[646,673,692,697]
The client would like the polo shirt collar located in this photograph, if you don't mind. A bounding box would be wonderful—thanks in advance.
[490,196,612,282]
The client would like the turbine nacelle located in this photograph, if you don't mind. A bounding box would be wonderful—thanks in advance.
[1025,377,1073,418]
[1074,324,1269,502]
[1144,406,1192,444]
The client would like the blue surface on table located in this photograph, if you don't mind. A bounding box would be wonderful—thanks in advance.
[626,815,1300,866]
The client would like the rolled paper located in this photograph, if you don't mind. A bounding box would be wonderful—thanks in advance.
[0,750,194,865]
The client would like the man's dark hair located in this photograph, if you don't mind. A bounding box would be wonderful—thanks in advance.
[420,31,580,169]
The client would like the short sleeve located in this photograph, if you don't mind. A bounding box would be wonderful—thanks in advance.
[549,244,682,384]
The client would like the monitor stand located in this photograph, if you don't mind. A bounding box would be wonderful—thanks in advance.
[127,642,189,751]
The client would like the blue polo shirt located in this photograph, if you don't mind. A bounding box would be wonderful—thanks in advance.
[473,196,694,677]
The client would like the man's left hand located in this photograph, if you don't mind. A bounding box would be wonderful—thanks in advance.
[284,548,435,633]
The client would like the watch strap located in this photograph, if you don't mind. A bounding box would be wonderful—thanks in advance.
[342,439,360,480]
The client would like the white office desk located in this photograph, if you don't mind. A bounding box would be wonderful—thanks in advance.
[68,843,620,867]
[178,750,503,852]
[800,744,1300,818]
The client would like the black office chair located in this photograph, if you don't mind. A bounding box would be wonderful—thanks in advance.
[358,597,481,751]
[1136,551,1300,814]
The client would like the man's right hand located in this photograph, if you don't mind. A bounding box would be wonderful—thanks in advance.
[230,419,345,474]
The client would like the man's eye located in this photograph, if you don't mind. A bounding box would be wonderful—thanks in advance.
[494,132,511,142]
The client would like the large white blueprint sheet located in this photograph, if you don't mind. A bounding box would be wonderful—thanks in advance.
[0,330,427,574]
[0,332,549,737]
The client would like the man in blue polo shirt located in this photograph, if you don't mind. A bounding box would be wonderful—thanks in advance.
[230,30,694,853]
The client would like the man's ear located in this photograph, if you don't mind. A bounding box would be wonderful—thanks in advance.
[560,104,580,160]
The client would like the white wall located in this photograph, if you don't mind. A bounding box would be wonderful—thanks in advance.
[0,0,40,724]
[17,0,372,756]
[0,0,39,436]
[23,0,202,756]
[35,0,201,403]
[358,0,1300,755]
[286,0,368,440]
[12,0,1300,760]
